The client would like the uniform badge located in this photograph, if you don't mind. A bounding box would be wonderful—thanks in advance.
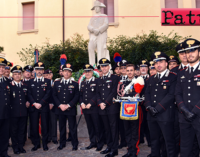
[197,82,200,86]
[91,88,94,91]
[108,84,110,88]
[194,78,198,81]
[58,88,60,92]
[163,86,166,89]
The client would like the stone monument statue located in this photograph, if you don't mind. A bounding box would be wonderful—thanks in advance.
[88,0,110,66]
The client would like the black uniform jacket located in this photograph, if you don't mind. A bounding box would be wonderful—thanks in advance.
[10,81,28,117]
[79,76,98,114]
[145,69,177,122]
[0,77,11,119]
[175,63,200,124]
[96,72,120,115]
[28,77,51,112]
[53,78,79,116]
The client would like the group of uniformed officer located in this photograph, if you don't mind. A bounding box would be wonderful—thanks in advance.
[1,37,200,157]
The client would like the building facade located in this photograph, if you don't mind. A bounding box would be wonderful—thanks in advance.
[0,0,200,65]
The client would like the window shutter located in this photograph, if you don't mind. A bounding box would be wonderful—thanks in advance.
[165,0,178,8]
[99,0,114,23]
[23,2,35,30]
[196,0,200,8]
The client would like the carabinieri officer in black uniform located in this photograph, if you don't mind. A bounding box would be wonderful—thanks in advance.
[22,65,33,145]
[97,58,120,157]
[175,38,200,157]
[10,65,28,155]
[80,64,104,151]
[145,51,177,157]
[53,63,79,151]
[28,62,51,151]
[0,57,11,157]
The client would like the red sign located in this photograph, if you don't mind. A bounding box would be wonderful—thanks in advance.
[161,8,200,26]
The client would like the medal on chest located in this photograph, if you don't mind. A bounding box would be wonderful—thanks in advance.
[163,86,166,89]
[107,84,110,88]
[197,82,200,86]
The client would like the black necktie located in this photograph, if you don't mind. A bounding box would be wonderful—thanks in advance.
[158,74,161,79]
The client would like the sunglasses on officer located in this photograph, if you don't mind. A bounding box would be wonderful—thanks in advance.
[120,66,126,69]
[5,67,10,70]
[84,70,92,73]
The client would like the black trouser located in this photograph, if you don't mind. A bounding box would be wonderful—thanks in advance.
[179,123,200,157]
[84,113,104,148]
[10,116,27,150]
[160,118,180,157]
[48,111,58,141]
[29,111,49,147]
[0,119,9,156]
[124,119,139,155]
[119,118,127,145]
[140,105,150,145]
[148,120,176,157]
[59,115,78,147]
[192,136,199,157]
[101,114,119,152]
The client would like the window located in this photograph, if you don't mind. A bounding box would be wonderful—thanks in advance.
[99,0,115,23]
[196,0,200,8]
[165,0,178,8]
[22,2,35,30]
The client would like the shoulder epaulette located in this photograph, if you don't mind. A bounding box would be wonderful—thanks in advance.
[54,78,61,82]
[170,72,177,75]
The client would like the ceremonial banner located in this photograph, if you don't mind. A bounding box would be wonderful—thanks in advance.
[120,101,138,120]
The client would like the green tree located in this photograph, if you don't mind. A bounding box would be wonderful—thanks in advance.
[0,46,4,53]
[17,31,190,80]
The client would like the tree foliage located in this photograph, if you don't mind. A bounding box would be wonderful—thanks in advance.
[0,46,4,53]
[17,31,190,80]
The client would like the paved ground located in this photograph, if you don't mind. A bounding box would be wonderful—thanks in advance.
[8,138,151,157]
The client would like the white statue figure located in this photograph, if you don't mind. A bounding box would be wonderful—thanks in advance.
[88,0,110,66]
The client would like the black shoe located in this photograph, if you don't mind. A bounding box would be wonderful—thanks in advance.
[105,151,118,157]
[43,145,49,151]
[122,152,137,157]
[13,148,20,154]
[19,147,26,153]
[66,138,72,142]
[80,144,97,150]
[3,155,11,157]
[100,148,111,154]
[118,143,127,149]
[53,140,58,144]
[31,145,41,151]
[96,147,103,151]
[57,144,66,150]
[72,146,78,151]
